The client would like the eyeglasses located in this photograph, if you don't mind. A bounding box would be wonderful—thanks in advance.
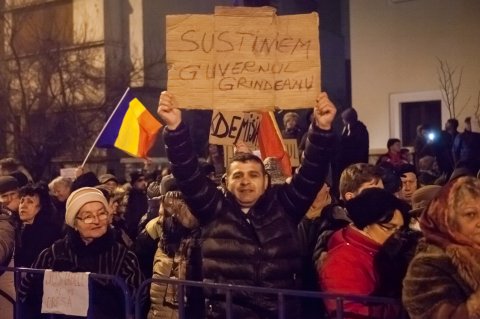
[76,211,109,224]
[379,223,402,233]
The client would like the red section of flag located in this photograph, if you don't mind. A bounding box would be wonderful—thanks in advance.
[137,110,162,158]
[258,112,292,177]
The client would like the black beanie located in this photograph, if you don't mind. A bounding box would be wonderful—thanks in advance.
[345,188,409,229]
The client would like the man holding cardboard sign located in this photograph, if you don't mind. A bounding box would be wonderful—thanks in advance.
[158,90,335,318]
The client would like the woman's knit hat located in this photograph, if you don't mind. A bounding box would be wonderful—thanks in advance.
[65,187,109,227]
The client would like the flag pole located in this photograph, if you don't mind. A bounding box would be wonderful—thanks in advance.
[81,87,131,168]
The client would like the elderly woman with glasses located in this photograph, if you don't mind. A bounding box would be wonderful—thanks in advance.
[318,188,410,318]
[403,176,480,319]
[18,187,144,319]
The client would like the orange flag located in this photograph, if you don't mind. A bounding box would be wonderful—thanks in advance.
[257,112,292,177]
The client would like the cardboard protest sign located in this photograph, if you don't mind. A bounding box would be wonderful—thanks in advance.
[209,111,262,147]
[167,6,320,111]
[283,139,300,167]
[42,270,89,316]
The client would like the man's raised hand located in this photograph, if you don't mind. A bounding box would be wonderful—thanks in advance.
[313,92,336,130]
[157,91,182,130]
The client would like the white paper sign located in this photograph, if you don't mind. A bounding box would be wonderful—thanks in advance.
[42,270,90,316]
[60,168,77,180]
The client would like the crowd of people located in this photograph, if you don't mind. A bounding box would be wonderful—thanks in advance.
[0,91,479,319]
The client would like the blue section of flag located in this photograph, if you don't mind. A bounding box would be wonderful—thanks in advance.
[96,91,133,147]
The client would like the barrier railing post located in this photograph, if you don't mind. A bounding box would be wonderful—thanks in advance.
[178,283,186,319]
[335,297,344,319]
[225,289,233,319]
[277,292,286,319]
[103,274,131,319]
[134,278,152,319]
[14,267,21,319]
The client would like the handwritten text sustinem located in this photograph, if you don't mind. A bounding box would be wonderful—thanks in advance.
[175,30,312,58]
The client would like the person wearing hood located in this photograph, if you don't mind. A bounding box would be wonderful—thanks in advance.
[403,176,480,319]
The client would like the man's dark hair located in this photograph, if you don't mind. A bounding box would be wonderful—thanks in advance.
[447,118,459,130]
[341,108,358,123]
[227,153,266,176]
[387,138,401,150]
[398,164,417,177]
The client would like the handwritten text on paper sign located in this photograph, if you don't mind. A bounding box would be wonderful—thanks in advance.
[209,111,262,147]
[166,6,320,111]
[42,270,89,316]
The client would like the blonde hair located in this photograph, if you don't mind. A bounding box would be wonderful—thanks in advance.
[48,176,73,193]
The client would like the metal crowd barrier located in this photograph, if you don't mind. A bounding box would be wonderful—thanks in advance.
[0,266,405,319]
[135,277,405,319]
[0,266,132,319]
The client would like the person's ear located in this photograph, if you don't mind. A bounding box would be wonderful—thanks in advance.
[344,192,354,201]
[264,174,270,189]
[221,174,228,188]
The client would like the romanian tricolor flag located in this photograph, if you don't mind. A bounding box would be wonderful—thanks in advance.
[258,111,292,177]
[96,89,163,158]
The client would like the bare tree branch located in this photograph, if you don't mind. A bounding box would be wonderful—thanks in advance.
[1,7,165,179]
[436,58,464,119]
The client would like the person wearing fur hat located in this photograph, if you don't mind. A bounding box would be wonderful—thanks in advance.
[403,176,480,319]
[318,188,410,318]
[18,187,144,319]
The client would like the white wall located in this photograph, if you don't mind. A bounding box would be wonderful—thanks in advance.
[350,0,480,149]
